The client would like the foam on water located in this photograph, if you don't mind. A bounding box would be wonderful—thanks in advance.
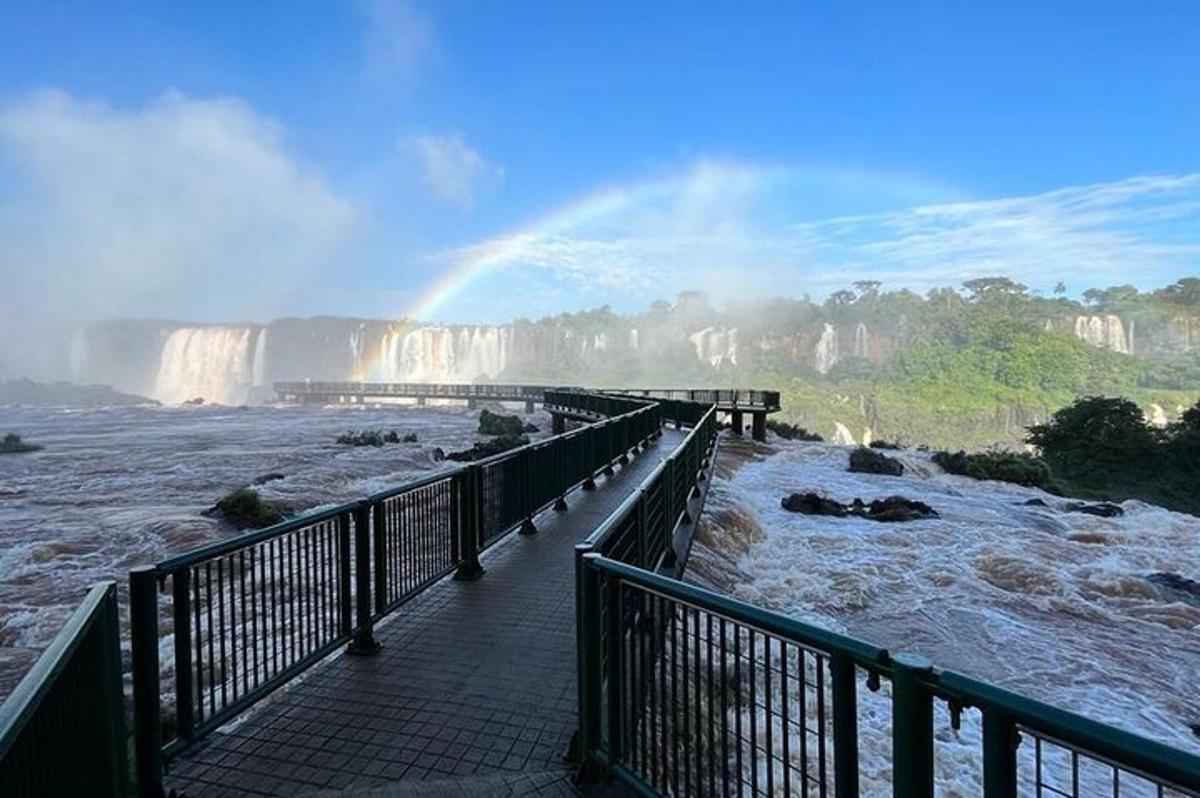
[0,401,548,698]
[694,437,1200,793]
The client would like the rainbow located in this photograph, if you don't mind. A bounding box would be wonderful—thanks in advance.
[358,160,952,381]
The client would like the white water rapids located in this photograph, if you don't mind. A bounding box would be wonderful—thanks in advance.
[691,438,1200,795]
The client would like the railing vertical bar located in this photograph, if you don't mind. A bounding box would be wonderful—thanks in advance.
[830,652,860,798]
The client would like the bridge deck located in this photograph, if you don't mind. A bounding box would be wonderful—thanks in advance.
[166,428,690,797]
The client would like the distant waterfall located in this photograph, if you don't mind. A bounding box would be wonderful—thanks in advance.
[689,327,738,367]
[153,327,259,405]
[853,323,869,359]
[628,329,640,350]
[1074,315,1129,354]
[377,325,510,382]
[815,323,839,374]
[251,329,268,387]
[832,422,855,445]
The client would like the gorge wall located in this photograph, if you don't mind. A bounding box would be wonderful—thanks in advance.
[63,306,1199,406]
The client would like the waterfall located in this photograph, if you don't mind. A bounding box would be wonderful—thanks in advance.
[628,329,640,350]
[1127,318,1135,354]
[853,323,869,359]
[689,327,738,367]
[251,329,268,386]
[832,422,855,445]
[153,327,258,405]
[377,325,509,382]
[815,323,839,374]
[1073,315,1130,354]
[592,333,608,352]
[349,326,366,379]
[68,328,89,382]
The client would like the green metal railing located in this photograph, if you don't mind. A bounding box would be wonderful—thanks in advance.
[127,390,664,796]
[575,556,1200,797]
[0,582,128,798]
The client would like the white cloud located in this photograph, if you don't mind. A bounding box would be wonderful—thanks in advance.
[0,90,361,374]
[361,0,437,88]
[432,165,1200,319]
[404,132,503,209]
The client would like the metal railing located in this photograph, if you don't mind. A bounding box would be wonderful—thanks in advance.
[617,388,782,410]
[0,582,128,798]
[128,389,665,795]
[274,381,551,400]
[575,554,1200,797]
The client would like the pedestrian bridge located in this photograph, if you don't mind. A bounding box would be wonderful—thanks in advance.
[1,389,1197,797]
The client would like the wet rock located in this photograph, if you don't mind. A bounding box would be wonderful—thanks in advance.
[781,492,848,516]
[203,488,284,529]
[403,433,418,443]
[1146,572,1200,603]
[522,422,540,433]
[184,397,205,405]
[431,447,445,461]
[478,409,526,437]
[863,496,939,523]
[0,433,42,454]
[781,492,938,523]
[1022,498,1049,507]
[446,434,529,462]
[1066,502,1125,518]
[848,447,904,476]
[252,473,286,485]
[766,420,824,442]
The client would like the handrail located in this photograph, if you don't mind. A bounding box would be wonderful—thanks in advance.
[128,388,672,795]
[0,582,128,797]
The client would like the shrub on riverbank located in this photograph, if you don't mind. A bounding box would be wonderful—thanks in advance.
[933,449,1056,489]
[0,433,42,454]
[204,488,284,529]
[765,420,823,441]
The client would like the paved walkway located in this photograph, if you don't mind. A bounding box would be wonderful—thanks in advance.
[167,429,687,797]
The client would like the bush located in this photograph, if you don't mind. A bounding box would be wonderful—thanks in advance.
[766,419,824,441]
[0,433,42,454]
[869,439,902,450]
[478,409,526,437]
[205,488,284,529]
[933,449,1055,490]
[848,447,904,476]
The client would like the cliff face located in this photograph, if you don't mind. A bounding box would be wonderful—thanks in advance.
[63,305,1199,405]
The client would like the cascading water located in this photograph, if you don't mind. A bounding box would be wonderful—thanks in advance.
[376,325,510,382]
[814,323,839,374]
[153,327,259,405]
[1074,315,1130,354]
[689,327,738,367]
[853,322,869,359]
[250,329,268,387]
[628,329,640,350]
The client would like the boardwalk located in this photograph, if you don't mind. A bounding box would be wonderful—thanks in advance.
[167,428,690,797]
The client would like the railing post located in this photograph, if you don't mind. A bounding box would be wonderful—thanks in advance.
[373,499,388,616]
[635,489,647,567]
[171,570,194,743]
[892,653,935,798]
[454,465,484,580]
[349,501,381,654]
[338,512,353,636]
[575,550,604,780]
[830,653,860,798]
[554,435,569,511]
[982,708,1019,798]
[604,567,624,767]
[130,566,165,798]
[521,447,539,533]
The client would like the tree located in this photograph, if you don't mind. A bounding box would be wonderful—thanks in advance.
[1054,281,1066,295]
[962,277,1028,301]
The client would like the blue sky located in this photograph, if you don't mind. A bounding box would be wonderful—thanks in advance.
[0,1,1197,324]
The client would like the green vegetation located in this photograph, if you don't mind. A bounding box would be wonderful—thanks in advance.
[932,449,1056,490]
[1026,396,1200,515]
[336,429,416,446]
[0,433,42,454]
[848,447,903,476]
[205,488,284,529]
[765,419,823,441]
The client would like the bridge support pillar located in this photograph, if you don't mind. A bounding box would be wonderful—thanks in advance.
[467,398,478,410]
[582,475,597,491]
[552,414,566,434]
[731,410,744,435]
[525,400,535,414]
[752,412,767,442]
[417,396,426,406]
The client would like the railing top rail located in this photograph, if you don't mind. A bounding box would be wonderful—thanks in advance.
[155,502,357,573]
[582,552,890,667]
[0,581,116,758]
[937,670,1200,792]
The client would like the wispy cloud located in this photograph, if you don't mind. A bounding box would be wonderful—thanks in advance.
[403,132,503,210]
[0,90,361,373]
[360,0,437,89]
[433,165,1200,319]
